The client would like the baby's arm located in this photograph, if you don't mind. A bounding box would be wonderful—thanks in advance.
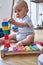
[10,18,28,28]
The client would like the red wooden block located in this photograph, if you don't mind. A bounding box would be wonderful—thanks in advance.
[4,34,9,39]
[4,39,10,48]
[4,39,10,43]
[4,43,10,48]
[38,42,43,46]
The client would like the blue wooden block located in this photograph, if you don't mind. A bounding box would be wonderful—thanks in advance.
[8,19,10,26]
[8,30,10,34]
[0,28,3,32]
[2,22,8,26]
[12,26,18,30]
[8,19,10,24]
[0,32,4,38]
[4,47,9,52]
[0,28,4,38]
[33,45,40,51]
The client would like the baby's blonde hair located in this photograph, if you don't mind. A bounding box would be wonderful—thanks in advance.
[17,0,28,8]
[14,0,28,9]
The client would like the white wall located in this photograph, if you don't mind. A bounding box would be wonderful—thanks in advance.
[31,2,37,28]
[31,2,43,28]
[0,0,12,27]
[38,3,43,25]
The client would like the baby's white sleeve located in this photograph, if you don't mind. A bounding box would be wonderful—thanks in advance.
[24,17,33,27]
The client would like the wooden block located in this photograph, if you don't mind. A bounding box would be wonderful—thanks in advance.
[3,30,8,34]
[2,26,8,30]
[4,39,10,43]
[4,39,10,48]
[3,18,7,22]
[3,30,10,34]
[38,42,43,46]
[4,43,10,48]
[36,44,43,50]
[13,47,17,51]
[4,34,9,39]
[25,46,31,51]
[29,45,36,51]
[12,26,18,30]
[33,45,40,51]
[4,47,9,52]
[2,22,8,26]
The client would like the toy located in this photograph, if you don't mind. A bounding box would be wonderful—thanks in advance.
[13,47,17,51]
[0,28,4,38]
[8,20,10,34]
[25,46,30,51]
[1,40,43,58]
[33,45,40,51]
[38,42,43,46]
[17,46,25,51]
[2,18,10,48]
[4,47,9,52]
[12,26,18,30]
[36,44,43,50]
[1,43,42,58]
[29,45,36,51]
[13,46,25,51]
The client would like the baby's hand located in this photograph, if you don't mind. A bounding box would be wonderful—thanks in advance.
[16,41,23,47]
[10,18,15,24]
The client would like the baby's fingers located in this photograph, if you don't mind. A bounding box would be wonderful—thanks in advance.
[16,42,23,47]
[10,18,14,24]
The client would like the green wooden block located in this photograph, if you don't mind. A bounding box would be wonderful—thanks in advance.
[3,30,8,34]
[29,45,35,51]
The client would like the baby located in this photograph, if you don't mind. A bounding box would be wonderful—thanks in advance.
[0,0,35,46]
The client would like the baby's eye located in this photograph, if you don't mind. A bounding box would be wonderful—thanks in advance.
[18,9,21,12]
[14,10,16,13]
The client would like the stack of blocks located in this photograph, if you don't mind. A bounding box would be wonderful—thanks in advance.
[2,18,10,51]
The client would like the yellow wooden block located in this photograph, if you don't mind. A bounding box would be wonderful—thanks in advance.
[25,46,30,51]
[2,26,8,30]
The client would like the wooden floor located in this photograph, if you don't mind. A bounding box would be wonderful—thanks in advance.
[0,30,43,65]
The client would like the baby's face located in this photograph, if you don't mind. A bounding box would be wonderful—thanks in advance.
[14,4,28,18]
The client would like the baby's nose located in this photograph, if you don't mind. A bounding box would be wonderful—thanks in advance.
[16,12,19,15]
